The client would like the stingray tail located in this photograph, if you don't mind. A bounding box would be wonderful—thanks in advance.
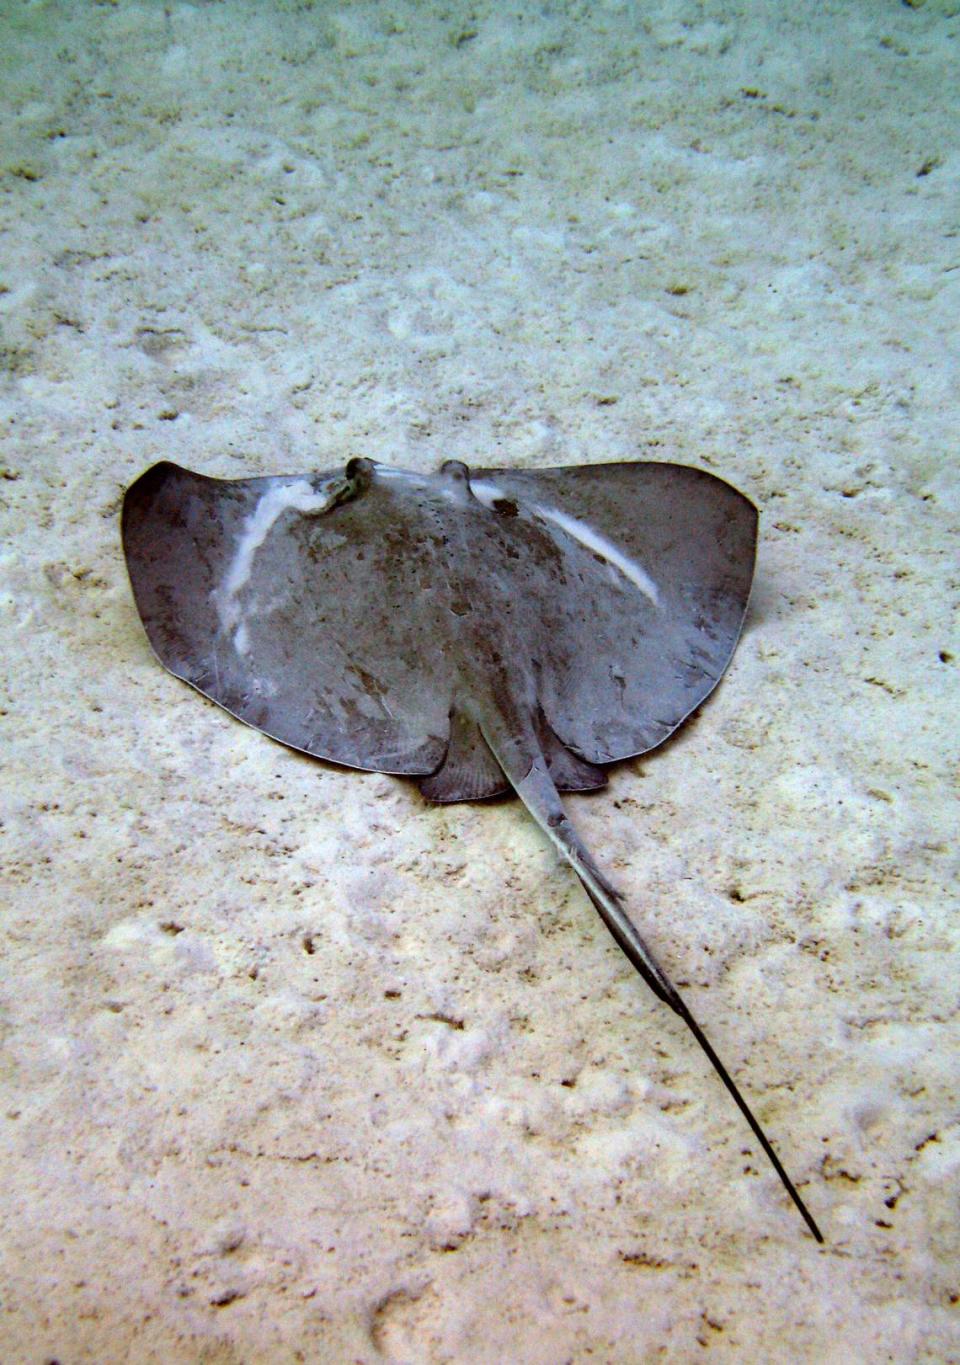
[517,754,683,1012]
[481,734,824,1244]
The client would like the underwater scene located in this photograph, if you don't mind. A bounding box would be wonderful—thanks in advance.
[1,1,957,1360]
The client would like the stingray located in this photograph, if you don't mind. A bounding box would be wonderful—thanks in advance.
[122,455,822,1241]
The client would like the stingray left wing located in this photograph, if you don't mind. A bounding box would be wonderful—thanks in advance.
[122,462,452,773]
[472,461,758,764]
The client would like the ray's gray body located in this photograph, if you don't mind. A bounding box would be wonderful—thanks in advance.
[122,456,822,1240]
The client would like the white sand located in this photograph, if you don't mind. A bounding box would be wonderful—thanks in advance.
[1,1,957,1360]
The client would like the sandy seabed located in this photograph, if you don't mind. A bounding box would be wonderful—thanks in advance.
[1,1,958,1361]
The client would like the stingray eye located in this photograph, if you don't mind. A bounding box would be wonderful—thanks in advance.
[440,459,470,484]
[345,457,374,490]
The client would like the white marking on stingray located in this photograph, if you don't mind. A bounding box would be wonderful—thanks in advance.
[472,478,661,607]
[214,477,345,643]
[440,484,473,507]
[536,503,661,606]
[470,478,504,510]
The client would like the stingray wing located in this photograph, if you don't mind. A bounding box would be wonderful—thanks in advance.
[472,461,757,764]
[122,462,452,773]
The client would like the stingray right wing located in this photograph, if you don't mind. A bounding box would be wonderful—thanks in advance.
[472,461,758,765]
[122,462,453,774]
